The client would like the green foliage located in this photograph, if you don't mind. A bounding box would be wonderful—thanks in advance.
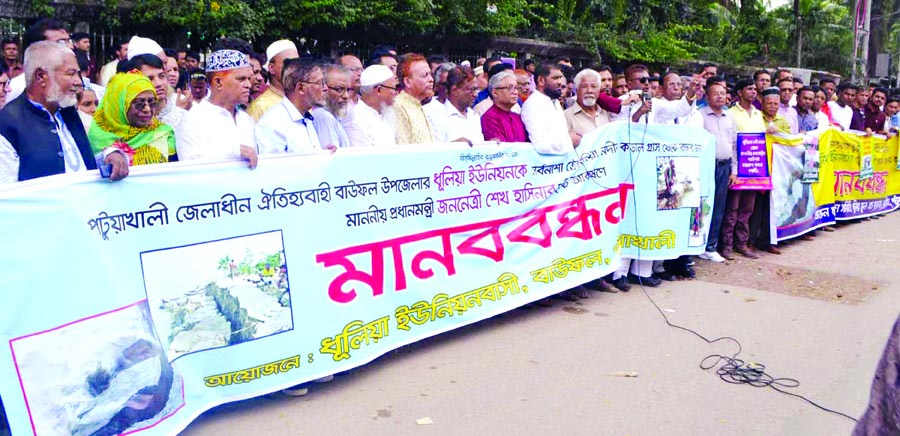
[770,0,852,75]
[129,0,275,43]
[30,0,55,18]
[37,0,851,76]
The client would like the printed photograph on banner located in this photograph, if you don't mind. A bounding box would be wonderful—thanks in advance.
[773,146,817,228]
[860,137,874,181]
[9,301,185,436]
[656,156,700,210]
[688,197,711,247]
[801,136,819,183]
[140,230,294,361]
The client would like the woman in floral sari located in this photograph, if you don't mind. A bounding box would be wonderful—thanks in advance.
[89,71,175,166]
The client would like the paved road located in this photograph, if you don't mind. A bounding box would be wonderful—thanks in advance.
[182,214,900,436]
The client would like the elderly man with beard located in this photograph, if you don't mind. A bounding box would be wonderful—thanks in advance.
[321,64,363,144]
[0,41,128,182]
[176,50,258,168]
[256,58,336,154]
[8,19,73,103]
[350,65,399,147]
[308,63,353,149]
[394,54,435,144]
[564,68,613,147]
[248,40,299,121]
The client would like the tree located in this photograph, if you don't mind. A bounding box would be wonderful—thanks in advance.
[772,0,852,74]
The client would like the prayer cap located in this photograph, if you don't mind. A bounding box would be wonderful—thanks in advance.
[206,49,250,73]
[127,36,164,60]
[761,87,780,98]
[360,65,395,87]
[265,40,297,70]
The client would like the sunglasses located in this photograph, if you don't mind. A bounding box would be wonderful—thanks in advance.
[131,98,159,110]
[190,73,207,81]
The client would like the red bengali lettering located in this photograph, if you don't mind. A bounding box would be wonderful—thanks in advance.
[317,183,634,303]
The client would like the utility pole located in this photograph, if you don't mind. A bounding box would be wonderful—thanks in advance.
[852,0,873,83]
[861,0,871,84]
[794,0,802,67]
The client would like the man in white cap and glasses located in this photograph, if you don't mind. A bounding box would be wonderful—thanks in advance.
[175,49,258,169]
[248,40,298,121]
[349,65,399,147]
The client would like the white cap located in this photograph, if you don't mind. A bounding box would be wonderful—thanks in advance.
[265,40,297,70]
[360,65,395,87]
[127,36,164,60]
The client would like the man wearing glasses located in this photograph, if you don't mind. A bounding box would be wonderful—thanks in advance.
[430,66,483,144]
[7,18,72,103]
[311,63,353,149]
[776,77,797,134]
[337,54,363,105]
[481,70,527,143]
[350,65,399,147]
[256,58,335,154]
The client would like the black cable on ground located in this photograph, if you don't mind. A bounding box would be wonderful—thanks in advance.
[618,114,860,423]
[637,282,858,423]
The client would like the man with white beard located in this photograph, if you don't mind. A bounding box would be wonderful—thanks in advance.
[310,63,352,149]
[349,65,399,147]
[0,41,128,182]
[564,68,613,148]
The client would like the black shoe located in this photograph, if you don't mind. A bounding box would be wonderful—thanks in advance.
[611,277,631,292]
[628,273,661,287]
[678,266,696,279]
[653,270,676,281]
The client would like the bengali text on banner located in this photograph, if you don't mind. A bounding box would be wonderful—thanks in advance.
[0,121,713,436]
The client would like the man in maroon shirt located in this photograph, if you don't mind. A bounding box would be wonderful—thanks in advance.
[481,70,528,142]
[864,86,888,133]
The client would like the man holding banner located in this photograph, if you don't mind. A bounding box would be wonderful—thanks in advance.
[722,78,766,260]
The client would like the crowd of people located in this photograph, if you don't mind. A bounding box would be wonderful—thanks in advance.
[0,18,894,420]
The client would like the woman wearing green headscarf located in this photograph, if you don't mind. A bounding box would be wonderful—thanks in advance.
[88,71,175,166]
